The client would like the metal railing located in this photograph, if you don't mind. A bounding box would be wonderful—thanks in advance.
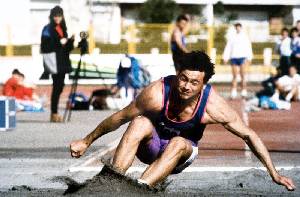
[1,23,280,66]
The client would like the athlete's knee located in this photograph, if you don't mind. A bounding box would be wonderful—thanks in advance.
[167,137,190,154]
[124,116,153,142]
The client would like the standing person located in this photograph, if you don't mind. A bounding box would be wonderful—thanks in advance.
[290,27,300,73]
[171,14,189,72]
[41,6,74,122]
[275,28,292,76]
[223,23,253,99]
[70,51,295,191]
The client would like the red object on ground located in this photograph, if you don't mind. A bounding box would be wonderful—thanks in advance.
[3,77,33,100]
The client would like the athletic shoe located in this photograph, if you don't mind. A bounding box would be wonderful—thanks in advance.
[241,89,248,98]
[231,89,237,99]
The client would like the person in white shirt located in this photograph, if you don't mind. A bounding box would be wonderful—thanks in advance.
[273,66,300,101]
[223,23,253,99]
[276,28,292,76]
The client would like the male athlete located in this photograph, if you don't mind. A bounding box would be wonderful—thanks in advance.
[70,51,295,190]
[171,14,189,72]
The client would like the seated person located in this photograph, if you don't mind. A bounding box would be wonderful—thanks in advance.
[273,66,300,102]
[3,69,44,111]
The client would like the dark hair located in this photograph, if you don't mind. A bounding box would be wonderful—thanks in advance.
[12,69,22,76]
[297,20,300,24]
[176,14,189,23]
[234,23,242,27]
[281,27,289,34]
[290,27,298,37]
[49,6,67,33]
[177,51,215,83]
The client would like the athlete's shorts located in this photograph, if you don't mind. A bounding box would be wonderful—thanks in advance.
[136,129,198,174]
[230,57,246,66]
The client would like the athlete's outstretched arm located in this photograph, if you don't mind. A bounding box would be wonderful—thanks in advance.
[70,81,163,158]
[204,90,296,191]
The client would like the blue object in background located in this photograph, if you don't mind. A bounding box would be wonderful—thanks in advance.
[0,97,16,131]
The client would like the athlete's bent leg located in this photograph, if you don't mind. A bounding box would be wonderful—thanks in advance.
[112,116,154,173]
[140,136,193,186]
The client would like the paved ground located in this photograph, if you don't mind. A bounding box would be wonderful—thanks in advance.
[0,110,125,191]
[0,85,300,196]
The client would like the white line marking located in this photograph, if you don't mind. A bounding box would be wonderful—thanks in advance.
[127,166,300,173]
[69,138,120,172]
[69,166,300,173]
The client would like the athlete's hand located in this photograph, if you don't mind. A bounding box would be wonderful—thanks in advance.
[273,175,296,191]
[70,139,89,158]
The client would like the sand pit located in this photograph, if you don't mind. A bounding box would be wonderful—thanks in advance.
[61,164,167,196]
[2,167,299,196]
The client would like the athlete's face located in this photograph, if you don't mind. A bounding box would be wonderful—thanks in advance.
[177,20,188,31]
[176,70,205,100]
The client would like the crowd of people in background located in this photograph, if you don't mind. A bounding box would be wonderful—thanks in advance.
[245,22,300,112]
[2,7,300,118]
[276,20,300,76]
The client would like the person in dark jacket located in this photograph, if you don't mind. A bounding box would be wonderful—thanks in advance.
[41,6,74,122]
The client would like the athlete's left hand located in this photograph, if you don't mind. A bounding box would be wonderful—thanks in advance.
[273,175,296,191]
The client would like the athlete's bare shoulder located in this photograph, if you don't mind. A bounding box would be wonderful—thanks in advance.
[135,79,163,113]
[172,27,181,40]
[202,88,237,124]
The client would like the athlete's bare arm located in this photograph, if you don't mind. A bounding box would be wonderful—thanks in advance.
[202,89,296,191]
[70,80,163,158]
[172,28,188,53]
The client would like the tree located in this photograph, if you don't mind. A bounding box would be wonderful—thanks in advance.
[138,0,179,23]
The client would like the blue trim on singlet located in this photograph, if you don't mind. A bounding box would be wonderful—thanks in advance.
[155,75,211,146]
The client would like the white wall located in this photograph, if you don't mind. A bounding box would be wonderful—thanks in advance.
[293,5,300,24]
[92,4,121,43]
[0,0,32,45]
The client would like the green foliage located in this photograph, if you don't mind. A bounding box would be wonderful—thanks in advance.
[214,1,225,15]
[138,0,179,23]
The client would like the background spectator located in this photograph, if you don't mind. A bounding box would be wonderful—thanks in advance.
[3,69,43,111]
[223,23,253,99]
[273,66,300,102]
[171,14,189,72]
[276,28,292,76]
[290,27,300,73]
[41,6,74,122]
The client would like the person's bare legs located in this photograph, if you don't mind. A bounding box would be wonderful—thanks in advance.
[285,86,299,101]
[112,116,154,173]
[240,63,247,97]
[231,65,239,98]
[140,136,193,186]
